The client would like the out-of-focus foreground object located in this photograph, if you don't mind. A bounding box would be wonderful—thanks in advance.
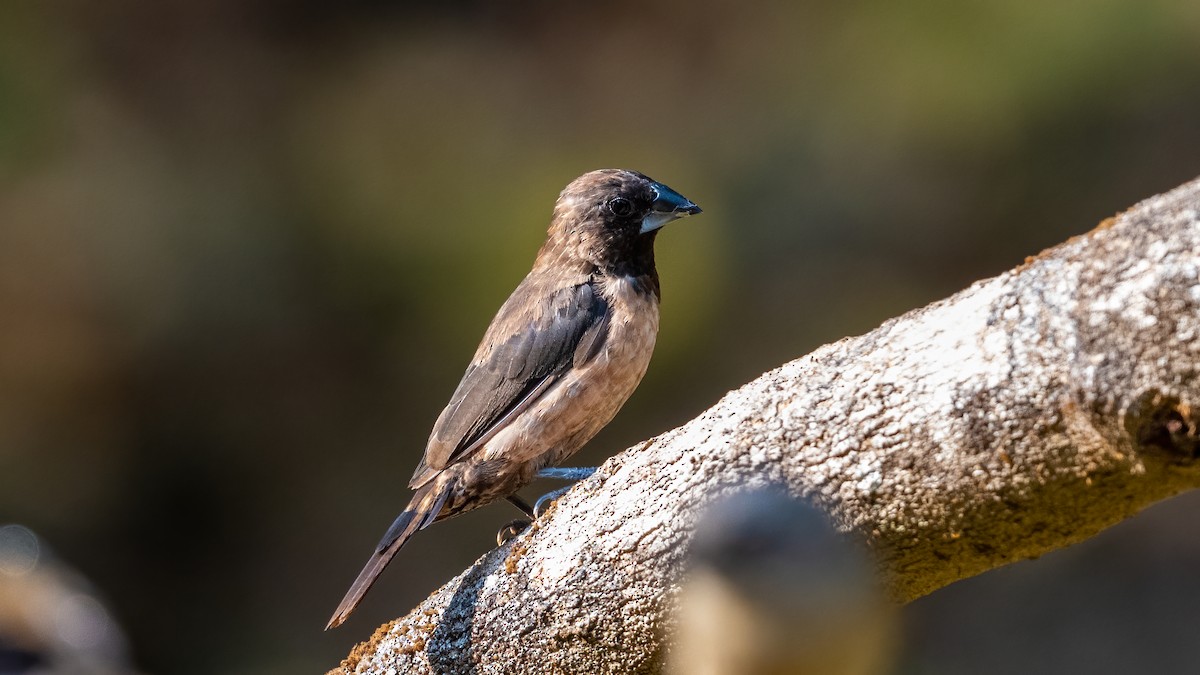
[671,489,897,675]
[0,525,137,675]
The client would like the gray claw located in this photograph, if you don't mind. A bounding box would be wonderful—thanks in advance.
[534,486,573,518]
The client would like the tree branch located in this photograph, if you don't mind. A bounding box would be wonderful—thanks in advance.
[333,176,1200,675]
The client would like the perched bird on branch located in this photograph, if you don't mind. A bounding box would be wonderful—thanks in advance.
[327,169,701,629]
[671,489,898,675]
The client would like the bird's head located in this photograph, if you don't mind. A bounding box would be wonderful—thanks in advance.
[541,169,701,275]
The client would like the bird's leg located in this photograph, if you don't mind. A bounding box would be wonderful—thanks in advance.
[535,467,596,481]
[506,494,535,518]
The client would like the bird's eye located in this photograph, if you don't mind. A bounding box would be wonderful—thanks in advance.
[607,197,634,217]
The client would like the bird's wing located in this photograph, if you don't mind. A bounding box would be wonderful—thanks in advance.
[409,277,611,488]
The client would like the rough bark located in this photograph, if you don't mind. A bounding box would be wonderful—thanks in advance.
[333,176,1200,675]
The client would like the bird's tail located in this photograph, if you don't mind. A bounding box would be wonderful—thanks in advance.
[325,481,452,630]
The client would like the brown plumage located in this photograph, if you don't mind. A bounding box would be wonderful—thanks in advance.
[326,169,701,629]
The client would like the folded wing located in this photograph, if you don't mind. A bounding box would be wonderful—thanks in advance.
[409,278,611,489]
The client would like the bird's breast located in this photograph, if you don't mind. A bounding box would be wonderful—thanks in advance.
[597,274,660,368]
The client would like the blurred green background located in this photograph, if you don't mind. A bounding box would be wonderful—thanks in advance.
[2,0,1199,673]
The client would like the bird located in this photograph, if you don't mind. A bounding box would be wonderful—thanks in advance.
[671,489,898,675]
[326,169,701,629]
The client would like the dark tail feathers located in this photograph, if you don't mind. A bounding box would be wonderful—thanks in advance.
[325,482,451,630]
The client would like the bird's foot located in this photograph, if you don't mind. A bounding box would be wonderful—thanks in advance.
[529,466,595,517]
[535,466,596,481]
[498,496,535,545]
[533,486,575,518]
[496,519,531,546]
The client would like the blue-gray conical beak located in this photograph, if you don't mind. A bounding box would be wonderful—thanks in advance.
[642,182,702,233]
